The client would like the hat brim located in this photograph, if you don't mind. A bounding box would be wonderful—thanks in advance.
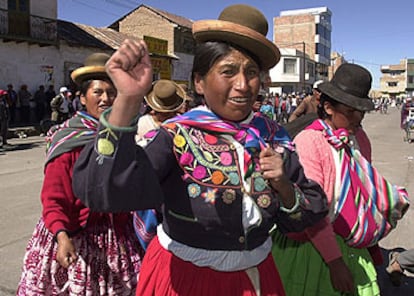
[193,20,280,70]
[318,82,375,112]
[71,66,109,86]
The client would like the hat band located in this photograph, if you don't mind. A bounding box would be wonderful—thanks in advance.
[333,81,367,98]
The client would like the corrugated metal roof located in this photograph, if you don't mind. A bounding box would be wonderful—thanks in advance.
[57,20,111,49]
[75,23,139,49]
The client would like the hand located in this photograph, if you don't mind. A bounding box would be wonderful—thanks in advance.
[259,145,295,208]
[259,145,285,186]
[56,231,78,269]
[327,257,355,293]
[106,39,153,99]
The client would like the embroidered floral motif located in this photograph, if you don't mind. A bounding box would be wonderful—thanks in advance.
[257,194,271,208]
[173,135,186,148]
[201,188,218,204]
[193,165,207,179]
[220,152,232,166]
[203,150,214,162]
[204,134,218,144]
[188,183,201,198]
[222,189,236,204]
[211,171,225,185]
[228,172,240,185]
[254,177,267,192]
[180,152,194,166]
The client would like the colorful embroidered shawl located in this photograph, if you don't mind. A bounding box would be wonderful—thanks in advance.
[307,119,409,248]
[45,111,98,165]
[165,108,294,178]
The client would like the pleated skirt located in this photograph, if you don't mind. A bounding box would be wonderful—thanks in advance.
[16,213,143,296]
[136,236,286,296]
[271,230,380,296]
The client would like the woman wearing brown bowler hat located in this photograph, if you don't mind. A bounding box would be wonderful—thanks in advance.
[72,4,330,295]
[272,63,409,295]
[17,53,144,295]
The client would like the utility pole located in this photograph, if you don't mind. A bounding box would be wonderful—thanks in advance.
[302,41,306,92]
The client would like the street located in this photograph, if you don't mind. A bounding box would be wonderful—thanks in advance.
[0,106,413,295]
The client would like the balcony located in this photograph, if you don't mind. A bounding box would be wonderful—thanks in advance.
[0,8,57,46]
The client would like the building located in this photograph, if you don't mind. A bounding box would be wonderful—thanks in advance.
[380,59,414,98]
[0,0,149,125]
[272,7,332,93]
[108,4,195,85]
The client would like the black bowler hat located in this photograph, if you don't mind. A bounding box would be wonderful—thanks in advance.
[318,63,375,111]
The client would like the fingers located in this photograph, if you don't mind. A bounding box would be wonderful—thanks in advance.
[108,39,149,72]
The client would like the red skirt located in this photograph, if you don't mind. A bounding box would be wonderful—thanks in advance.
[136,236,285,296]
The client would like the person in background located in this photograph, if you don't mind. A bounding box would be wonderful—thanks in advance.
[16,53,144,295]
[45,85,56,119]
[177,83,194,114]
[135,79,185,144]
[6,84,17,124]
[252,94,264,113]
[259,96,274,119]
[72,90,83,114]
[289,80,323,122]
[18,84,32,124]
[386,249,414,286]
[33,85,47,123]
[0,89,9,148]
[278,94,290,124]
[272,63,409,296]
[50,86,70,124]
[72,4,329,295]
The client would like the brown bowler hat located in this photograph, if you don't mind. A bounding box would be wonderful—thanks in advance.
[71,53,110,86]
[318,63,375,111]
[145,80,185,113]
[192,4,280,70]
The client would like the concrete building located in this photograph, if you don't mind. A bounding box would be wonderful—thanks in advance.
[380,59,414,98]
[109,4,195,86]
[272,7,332,94]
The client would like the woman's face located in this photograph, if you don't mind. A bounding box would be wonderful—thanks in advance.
[194,48,261,122]
[324,102,365,134]
[80,80,116,119]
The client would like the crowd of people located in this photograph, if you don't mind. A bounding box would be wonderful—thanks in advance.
[12,3,412,296]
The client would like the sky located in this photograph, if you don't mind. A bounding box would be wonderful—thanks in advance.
[58,0,414,89]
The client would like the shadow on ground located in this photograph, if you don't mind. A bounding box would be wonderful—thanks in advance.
[378,247,414,295]
[0,143,42,154]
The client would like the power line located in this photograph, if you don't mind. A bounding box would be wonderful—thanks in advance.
[72,0,121,17]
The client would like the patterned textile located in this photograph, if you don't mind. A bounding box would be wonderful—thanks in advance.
[166,108,293,179]
[133,210,158,251]
[45,111,98,164]
[306,119,409,248]
[16,215,143,296]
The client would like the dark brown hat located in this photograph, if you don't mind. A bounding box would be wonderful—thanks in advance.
[71,53,110,86]
[318,63,375,111]
[145,80,185,112]
[192,4,280,70]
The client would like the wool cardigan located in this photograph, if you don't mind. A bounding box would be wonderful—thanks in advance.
[289,127,383,264]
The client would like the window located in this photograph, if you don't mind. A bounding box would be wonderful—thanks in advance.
[408,75,414,84]
[8,0,30,36]
[284,58,297,74]
[388,82,398,87]
[307,62,315,78]
[8,0,29,12]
